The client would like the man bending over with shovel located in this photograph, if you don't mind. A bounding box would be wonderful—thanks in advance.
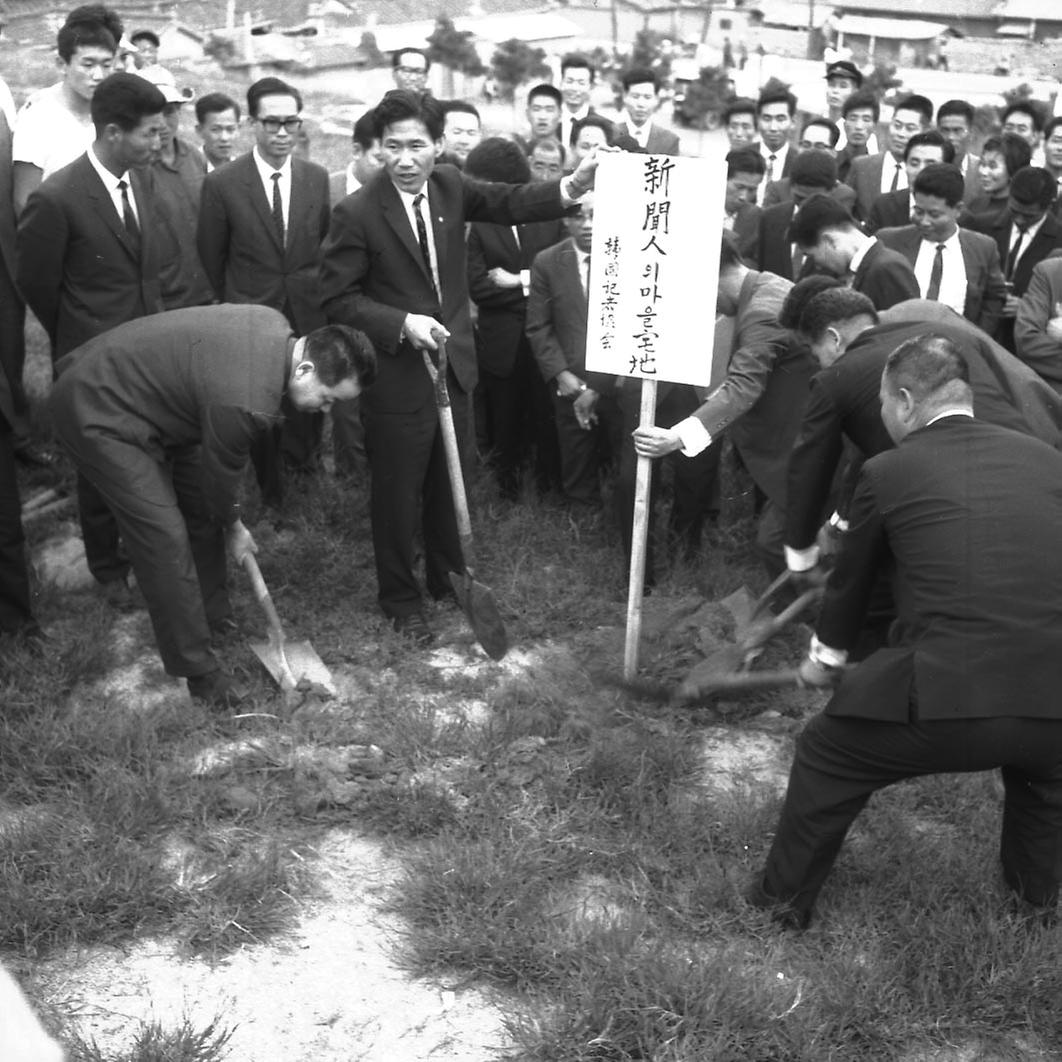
[50,305,375,707]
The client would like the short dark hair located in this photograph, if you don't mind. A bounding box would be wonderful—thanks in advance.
[936,99,974,127]
[392,47,430,73]
[303,325,377,390]
[904,129,954,164]
[758,87,797,118]
[465,136,530,184]
[790,150,837,189]
[884,334,970,399]
[570,113,614,148]
[351,109,376,151]
[842,90,880,122]
[1009,166,1058,209]
[799,288,878,341]
[801,116,840,148]
[560,54,595,82]
[1003,99,1044,133]
[893,94,934,125]
[723,97,758,125]
[1046,116,1062,142]
[58,6,121,61]
[442,99,481,123]
[726,147,765,178]
[912,162,965,206]
[981,133,1034,178]
[527,83,562,108]
[779,275,844,330]
[247,77,302,119]
[90,71,165,134]
[719,230,744,272]
[130,29,160,48]
[789,193,858,247]
[529,135,566,166]
[373,89,445,141]
[195,91,240,124]
[622,67,659,93]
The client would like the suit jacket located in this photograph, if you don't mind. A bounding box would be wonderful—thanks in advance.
[785,309,1062,551]
[876,224,1006,334]
[613,120,680,156]
[865,188,910,235]
[846,151,904,224]
[467,217,565,376]
[964,208,1062,298]
[52,305,293,524]
[320,164,565,413]
[0,103,23,431]
[16,152,162,359]
[1015,257,1062,391]
[835,142,868,184]
[197,152,331,336]
[819,416,1062,722]
[690,270,814,506]
[762,178,856,211]
[851,239,921,311]
[757,201,818,281]
[729,202,761,266]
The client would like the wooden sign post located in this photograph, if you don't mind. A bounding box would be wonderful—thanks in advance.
[585,152,727,680]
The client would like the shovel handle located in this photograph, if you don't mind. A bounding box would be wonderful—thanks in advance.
[241,553,286,643]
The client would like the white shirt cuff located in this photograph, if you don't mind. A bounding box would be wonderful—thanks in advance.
[785,543,821,571]
[828,511,849,532]
[520,268,530,297]
[674,416,712,457]
[809,634,848,668]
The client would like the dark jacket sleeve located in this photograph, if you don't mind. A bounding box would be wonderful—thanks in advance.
[200,403,273,524]
[525,253,568,383]
[196,173,229,301]
[15,187,65,342]
[467,224,523,311]
[1015,263,1062,390]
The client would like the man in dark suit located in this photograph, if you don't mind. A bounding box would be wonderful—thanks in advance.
[320,90,603,645]
[966,166,1062,351]
[197,76,332,504]
[755,87,797,204]
[50,305,375,705]
[835,90,879,184]
[790,194,919,310]
[558,54,601,151]
[877,163,1007,336]
[633,233,814,576]
[751,335,1062,928]
[782,288,1062,585]
[614,68,680,156]
[1015,257,1062,389]
[845,94,933,223]
[465,138,565,499]
[724,147,764,266]
[864,129,952,234]
[762,116,856,210]
[16,72,166,600]
[936,98,981,202]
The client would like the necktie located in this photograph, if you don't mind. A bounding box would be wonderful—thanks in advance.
[926,243,945,301]
[766,153,776,183]
[270,171,285,247]
[412,192,437,298]
[890,161,902,193]
[1005,227,1026,281]
[117,179,140,256]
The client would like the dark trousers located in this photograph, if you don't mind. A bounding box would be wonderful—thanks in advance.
[760,711,1062,925]
[616,383,722,583]
[331,395,367,480]
[551,390,620,508]
[0,425,33,634]
[251,411,324,508]
[362,386,467,619]
[77,472,129,584]
[59,430,229,677]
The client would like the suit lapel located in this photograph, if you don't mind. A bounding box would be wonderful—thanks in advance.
[380,179,435,291]
[559,242,586,313]
[426,183,449,290]
[82,157,140,263]
[242,154,284,255]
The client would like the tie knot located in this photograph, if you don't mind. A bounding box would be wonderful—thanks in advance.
[937,242,946,250]
[118,179,127,191]
[271,171,282,182]
[769,154,776,162]
[413,192,425,208]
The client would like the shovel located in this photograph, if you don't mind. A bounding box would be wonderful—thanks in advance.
[241,553,336,697]
[422,339,508,660]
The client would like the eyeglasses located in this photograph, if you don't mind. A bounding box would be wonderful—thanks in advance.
[258,117,302,134]
[397,66,427,76]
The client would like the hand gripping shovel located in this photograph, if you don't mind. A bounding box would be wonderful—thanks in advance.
[422,339,509,660]
[241,553,336,697]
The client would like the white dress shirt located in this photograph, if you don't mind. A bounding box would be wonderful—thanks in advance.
[252,148,292,231]
[914,229,967,315]
[87,144,138,227]
[1007,213,1047,274]
[395,183,441,295]
[560,105,590,151]
[757,142,791,204]
[879,153,907,196]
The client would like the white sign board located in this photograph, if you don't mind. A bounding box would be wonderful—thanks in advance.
[585,152,727,388]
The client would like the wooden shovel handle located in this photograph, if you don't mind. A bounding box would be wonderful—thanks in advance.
[241,552,286,643]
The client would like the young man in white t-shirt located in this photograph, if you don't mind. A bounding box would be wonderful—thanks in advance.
[12,7,121,213]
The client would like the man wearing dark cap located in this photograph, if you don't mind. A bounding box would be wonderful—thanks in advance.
[966,166,1062,350]
[790,193,919,309]
[824,60,865,151]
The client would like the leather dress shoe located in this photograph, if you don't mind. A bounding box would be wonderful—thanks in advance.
[98,575,142,612]
[393,611,435,647]
[187,669,247,708]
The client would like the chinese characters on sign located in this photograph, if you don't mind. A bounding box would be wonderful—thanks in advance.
[586,152,727,388]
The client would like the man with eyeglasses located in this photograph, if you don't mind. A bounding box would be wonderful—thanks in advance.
[1042,116,1062,206]
[197,76,332,508]
[392,48,430,94]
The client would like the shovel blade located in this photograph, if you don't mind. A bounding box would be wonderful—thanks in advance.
[249,638,336,697]
[450,570,508,660]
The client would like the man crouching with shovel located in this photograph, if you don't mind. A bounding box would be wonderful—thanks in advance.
[51,305,375,707]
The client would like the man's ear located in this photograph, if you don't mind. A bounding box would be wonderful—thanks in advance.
[293,360,316,379]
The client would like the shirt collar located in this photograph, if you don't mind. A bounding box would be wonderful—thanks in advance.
[345,161,362,196]
[1012,213,1047,244]
[87,144,129,191]
[253,147,292,180]
[922,227,962,250]
[848,235,876,274]
[926,408,974,426]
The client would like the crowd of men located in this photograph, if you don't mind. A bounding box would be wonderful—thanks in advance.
[3,5,1062,928]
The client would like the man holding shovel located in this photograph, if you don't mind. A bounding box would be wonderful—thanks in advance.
[50,304,375,706]
[320,88,609,647]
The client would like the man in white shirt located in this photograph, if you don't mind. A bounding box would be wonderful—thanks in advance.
[439,100,481,168]
[12,6,121,213]
[1044,116,1062,203]
[194,91,240,172]
[755,87,796,204]
[614,67,679,156]
[558,54,597,150]
[936,98,981,200]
